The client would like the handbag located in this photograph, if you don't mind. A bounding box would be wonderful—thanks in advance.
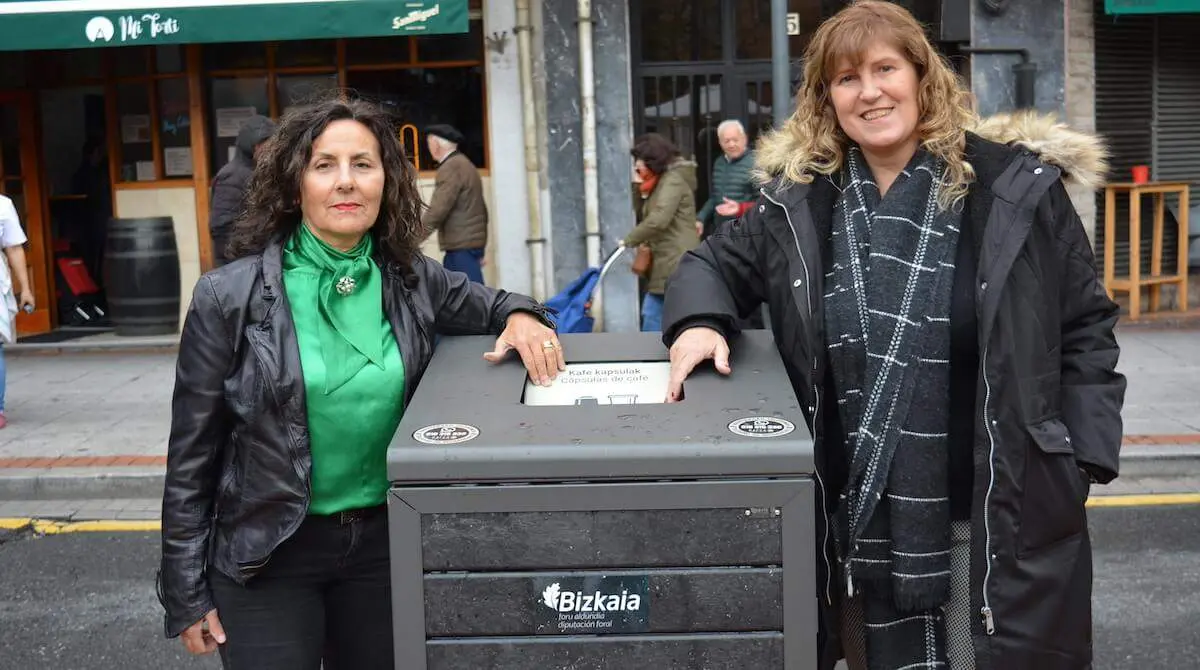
[631,245,653,278]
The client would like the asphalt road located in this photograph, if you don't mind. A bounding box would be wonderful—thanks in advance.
[0,527,219,670]
[0,504,1196,670]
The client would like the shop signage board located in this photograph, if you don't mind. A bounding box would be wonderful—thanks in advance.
[1105,0,1200,13]
[0,0,468,52]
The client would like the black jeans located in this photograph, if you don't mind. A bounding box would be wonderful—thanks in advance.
[209,506,393,670]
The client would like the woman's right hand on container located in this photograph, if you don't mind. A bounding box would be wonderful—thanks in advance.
[666,327,731,403]
[180,609,226,655]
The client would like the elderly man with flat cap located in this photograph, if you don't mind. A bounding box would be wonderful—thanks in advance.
[423,124,489,284]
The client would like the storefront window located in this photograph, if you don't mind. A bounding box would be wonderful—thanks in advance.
[276,40,337,68]
[116,83,155,181]
[158,78,193,178]
[155,45,186,74]
[346,36,412,66]
[202,27,489,173]
[209,77,270,171]
[0,51,25,89]
[417,20,484,62]
[346,66,485,170]
[1,105,19,179]
[204,43,268,71]
[37,48,103,86]
[639,0,722,62]
[278,74,339,115]
[112,46,150,78]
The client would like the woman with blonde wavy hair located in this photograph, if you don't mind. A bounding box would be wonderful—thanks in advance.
[660,2,1124,669]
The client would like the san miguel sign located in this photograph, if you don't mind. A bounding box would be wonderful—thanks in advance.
[0,0,469,52]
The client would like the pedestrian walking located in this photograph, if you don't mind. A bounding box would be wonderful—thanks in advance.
[660,2,1125,669]
[209,115,276,266]
[0,194,35,429]
[158,98,561,670]
[625,133,700,332]
[696,119,757,240]
[422,124,489,285]
[697,119,766,329]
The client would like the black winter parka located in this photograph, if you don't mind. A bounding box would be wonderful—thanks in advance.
[662,119,1125,670]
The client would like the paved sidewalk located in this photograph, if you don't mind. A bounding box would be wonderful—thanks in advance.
[1112,328,1200,436]
[1,326,1198,504]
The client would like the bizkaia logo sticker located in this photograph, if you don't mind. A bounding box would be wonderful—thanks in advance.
[542,582,642,613]
[533,575,650,634]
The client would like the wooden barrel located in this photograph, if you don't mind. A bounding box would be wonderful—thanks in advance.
[104,217,181,337]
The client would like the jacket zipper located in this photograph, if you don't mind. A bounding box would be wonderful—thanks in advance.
[238,325,307,573]
[761,188,833,606]
[980,341,997,636]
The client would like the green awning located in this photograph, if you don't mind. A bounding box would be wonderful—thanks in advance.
[1106,0,1200,13]
[0,0,468,52]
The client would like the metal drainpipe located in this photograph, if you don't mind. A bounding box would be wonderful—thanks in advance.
[770,0,790,127]
[515,0,548,301]
[958,46,1038,110]
[578,0,603,320]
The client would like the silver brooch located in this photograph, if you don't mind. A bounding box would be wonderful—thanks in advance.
[335,276,356,296]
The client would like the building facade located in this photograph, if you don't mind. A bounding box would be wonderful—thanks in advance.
[7,1,1194,340]
[1090,0,1200,274]
[531,0,1083,331]
[2,0,549,339]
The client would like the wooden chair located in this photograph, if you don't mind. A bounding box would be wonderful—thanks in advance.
[1103,182,1190,320]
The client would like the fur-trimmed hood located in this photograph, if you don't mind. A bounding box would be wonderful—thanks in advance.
[755,110,1109,191]
[969,111,1108,190]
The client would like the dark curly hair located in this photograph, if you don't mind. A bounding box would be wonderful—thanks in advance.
[226,96,424,272]
[630,133,681,176]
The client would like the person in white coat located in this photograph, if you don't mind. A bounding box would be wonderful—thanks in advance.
[0,194,35,429]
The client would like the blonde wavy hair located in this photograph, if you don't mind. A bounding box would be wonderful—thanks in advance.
[755,0,978,210]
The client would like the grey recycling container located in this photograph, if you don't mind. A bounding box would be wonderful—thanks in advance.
[387,330,818,669]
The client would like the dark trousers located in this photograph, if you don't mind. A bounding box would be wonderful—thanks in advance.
[209,507,393,670]
[442,248,485,285]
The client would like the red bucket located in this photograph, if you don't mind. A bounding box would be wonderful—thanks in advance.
[1131,165,1150,184]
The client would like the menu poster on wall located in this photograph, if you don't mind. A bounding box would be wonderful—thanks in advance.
[164,147,193,177]
[136,161,156,182]
[121,115,151,144]
[216,107,258,138]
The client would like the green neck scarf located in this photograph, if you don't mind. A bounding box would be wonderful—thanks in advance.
[285,223,385,394]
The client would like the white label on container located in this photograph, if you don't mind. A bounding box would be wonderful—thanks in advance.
[413,423,480,445]
[728,416,796,438]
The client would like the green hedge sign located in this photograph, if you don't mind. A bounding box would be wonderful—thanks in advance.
[1105,0,1200,13]
[0,0,468,52]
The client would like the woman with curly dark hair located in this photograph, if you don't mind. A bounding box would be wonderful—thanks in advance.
[158,97,562,669]
[624,133,699,331]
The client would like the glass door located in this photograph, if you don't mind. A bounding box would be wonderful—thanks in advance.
[0,91,52,336]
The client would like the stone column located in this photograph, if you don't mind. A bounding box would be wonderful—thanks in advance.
[1065,0,1100,248]
[540,0,639,331]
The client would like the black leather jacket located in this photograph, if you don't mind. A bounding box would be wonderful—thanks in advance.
[159,240,550,637]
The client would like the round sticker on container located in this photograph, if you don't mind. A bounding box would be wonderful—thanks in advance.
[413,423,480,445]
[728,416,796,438]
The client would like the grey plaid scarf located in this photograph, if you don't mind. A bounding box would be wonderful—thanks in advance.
[825,147,961,670]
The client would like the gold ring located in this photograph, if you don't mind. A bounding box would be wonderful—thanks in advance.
[542,339,557,350]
